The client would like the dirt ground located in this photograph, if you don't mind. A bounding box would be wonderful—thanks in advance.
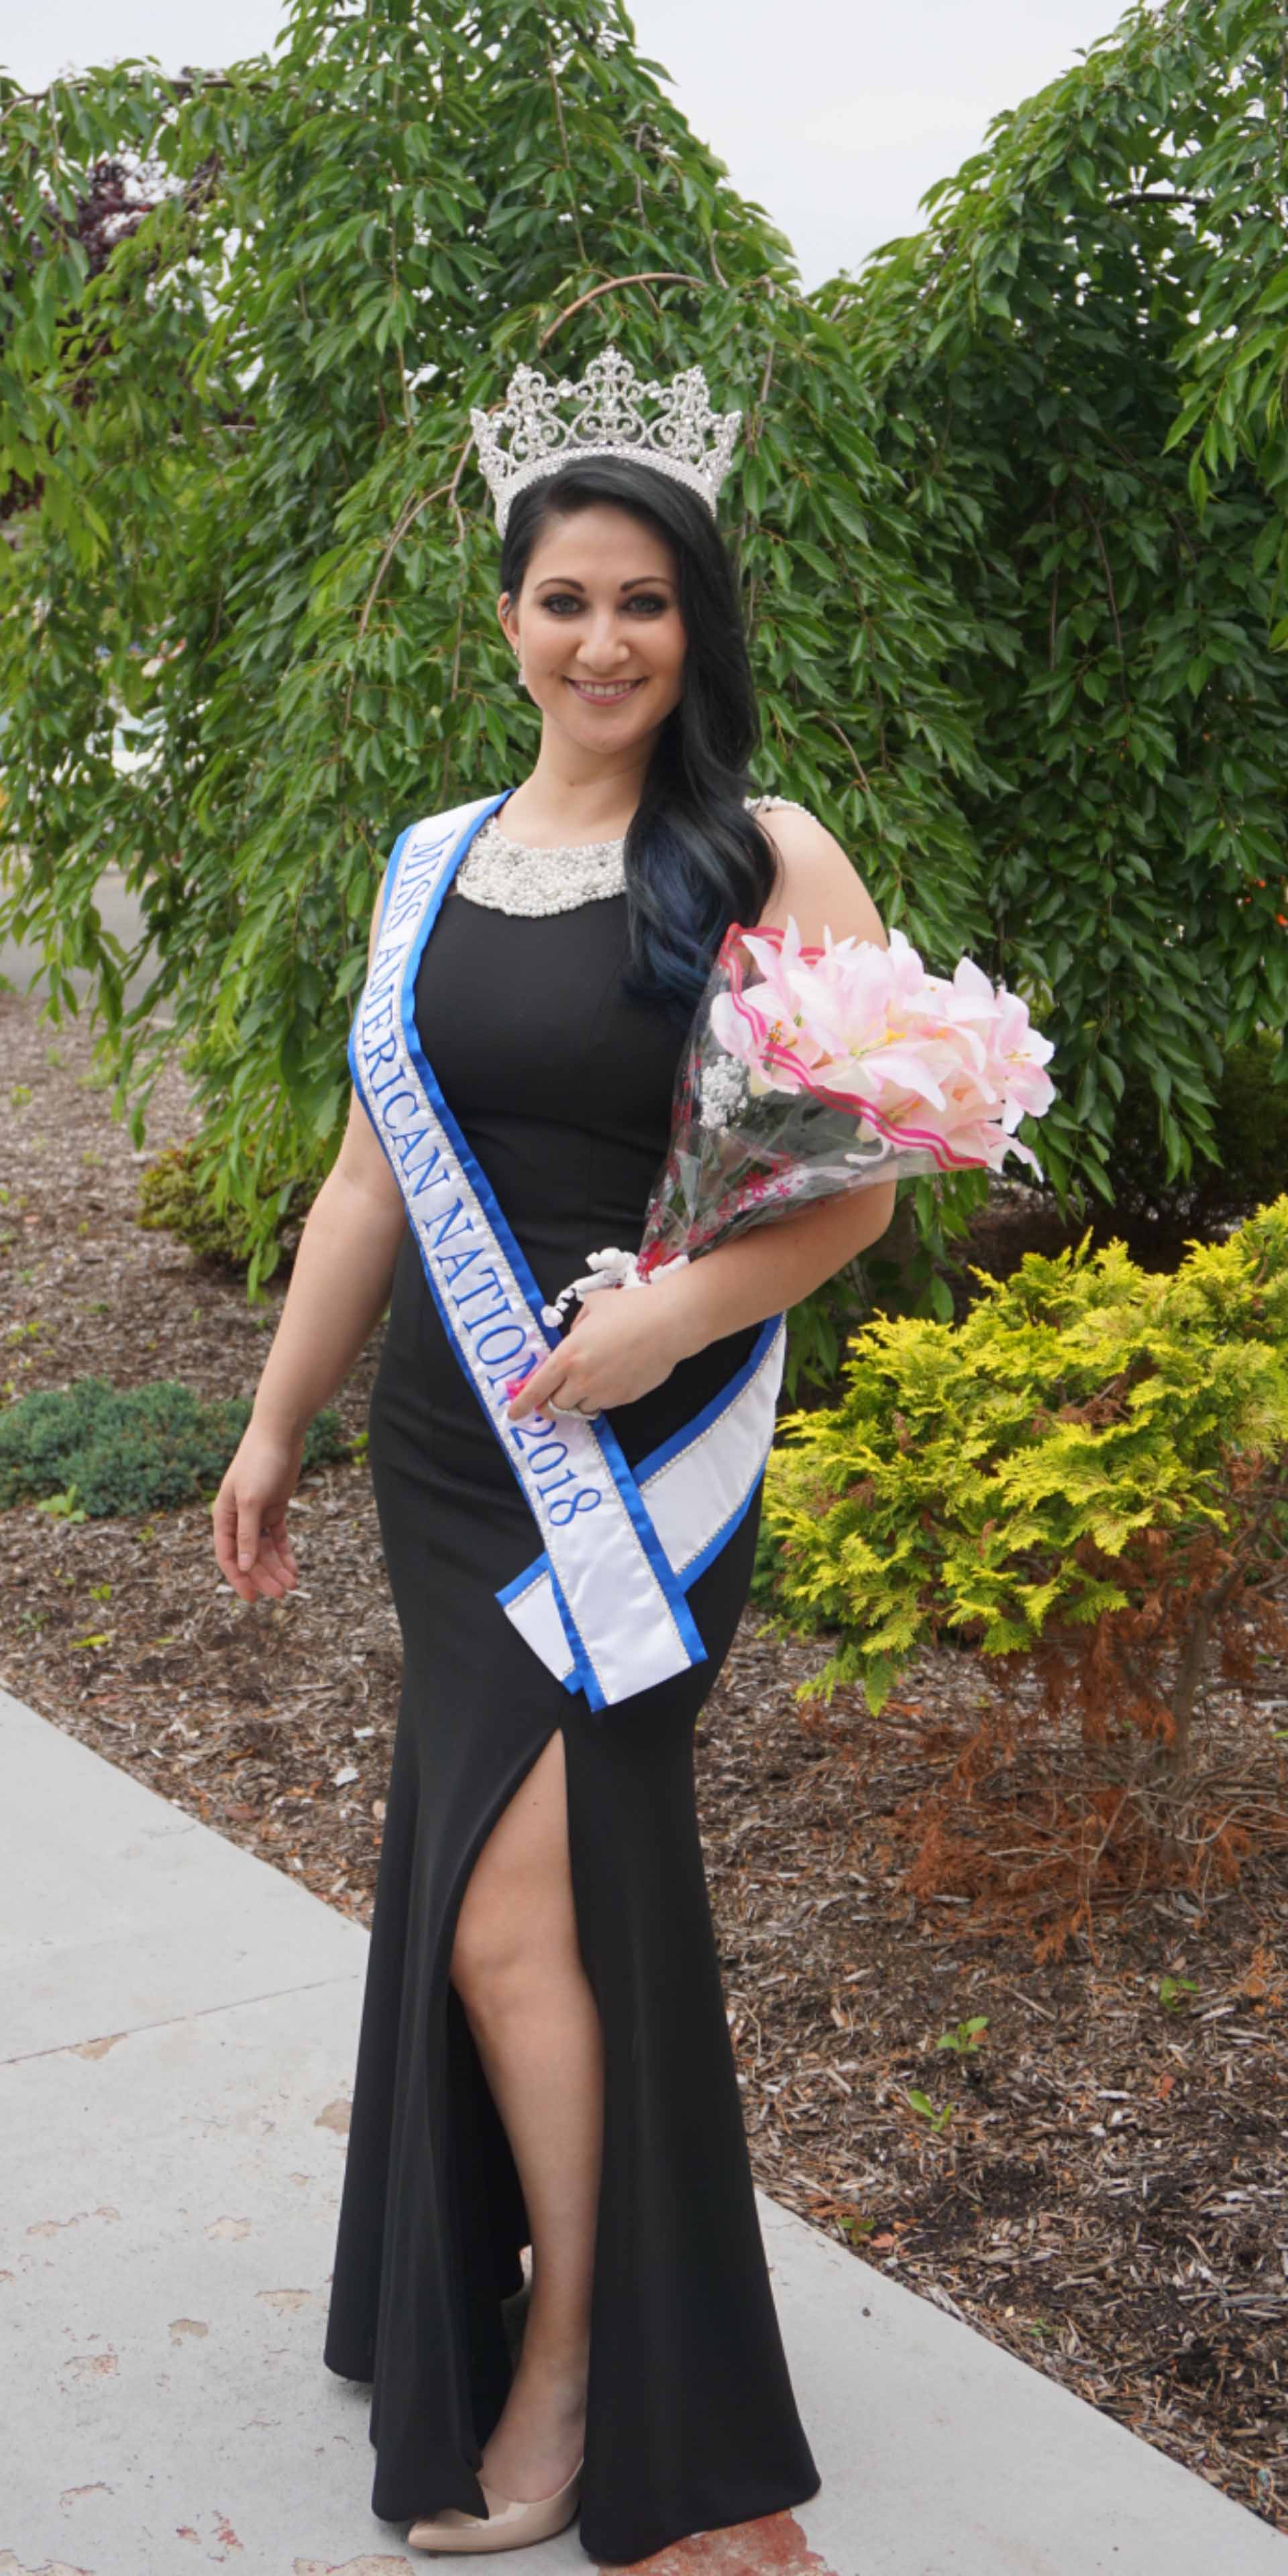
[2,981,1285,2542]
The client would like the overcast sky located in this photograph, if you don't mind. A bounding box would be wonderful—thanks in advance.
[8,0,1148,290]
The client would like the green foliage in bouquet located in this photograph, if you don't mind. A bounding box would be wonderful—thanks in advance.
[3,0,1287,1309]
[755,1195,1288,1741]
[0,1377,350,1516]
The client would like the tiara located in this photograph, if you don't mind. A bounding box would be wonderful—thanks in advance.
[470,345,742,537]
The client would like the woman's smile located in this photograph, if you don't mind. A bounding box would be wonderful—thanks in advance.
[565,676,645,703]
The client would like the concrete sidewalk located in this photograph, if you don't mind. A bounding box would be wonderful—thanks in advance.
[2,1679,1283,2576]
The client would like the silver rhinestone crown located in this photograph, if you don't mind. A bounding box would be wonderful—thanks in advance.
[470,346,743,537]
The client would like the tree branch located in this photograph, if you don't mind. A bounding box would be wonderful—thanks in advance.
[341,441,472,733]
[536,270,709,351]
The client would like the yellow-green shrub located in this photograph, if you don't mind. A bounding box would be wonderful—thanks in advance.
[759,1195,1288,1725]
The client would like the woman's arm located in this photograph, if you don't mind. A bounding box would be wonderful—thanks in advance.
[648,803,898,1360]
[506,808,898,1422]
[215,887,411,1595]
[647,1175,896,1362]
[249,900,409,1444]
[248,1143,409,1441]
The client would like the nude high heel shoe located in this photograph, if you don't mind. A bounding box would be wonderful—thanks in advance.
[407,2455,583,2555]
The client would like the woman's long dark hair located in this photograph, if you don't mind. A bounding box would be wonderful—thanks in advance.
[497,454,782,1028]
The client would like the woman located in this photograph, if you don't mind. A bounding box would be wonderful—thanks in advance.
[213,348,896,2563]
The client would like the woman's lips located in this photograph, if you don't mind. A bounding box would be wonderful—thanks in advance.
[564,677,645,703]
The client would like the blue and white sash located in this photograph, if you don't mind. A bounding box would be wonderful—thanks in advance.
[347,792,786,1713]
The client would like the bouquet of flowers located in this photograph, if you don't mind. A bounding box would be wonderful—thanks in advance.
[540,913,1057,1328]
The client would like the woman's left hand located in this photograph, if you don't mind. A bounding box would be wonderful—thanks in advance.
[505,1286,684,1424]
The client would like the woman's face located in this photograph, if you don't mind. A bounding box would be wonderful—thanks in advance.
[498,502,686,761]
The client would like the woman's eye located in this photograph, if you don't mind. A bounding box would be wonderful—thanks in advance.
[539,593,670,615]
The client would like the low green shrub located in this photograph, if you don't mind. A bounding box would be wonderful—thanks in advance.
[136,1140,319,1279]
[0,1377,350,1517]
[757,1193,1288,1730]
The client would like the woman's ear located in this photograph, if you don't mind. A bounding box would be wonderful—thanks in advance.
[496,592,519,651]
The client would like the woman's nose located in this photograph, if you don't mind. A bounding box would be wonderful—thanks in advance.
[576,616,629,668]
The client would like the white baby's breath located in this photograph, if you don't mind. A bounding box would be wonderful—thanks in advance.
[698,1055,749,1130]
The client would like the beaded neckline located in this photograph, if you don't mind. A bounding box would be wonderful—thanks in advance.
[449,810,628,915]
[484,814,627,864]
[447,792,807,918]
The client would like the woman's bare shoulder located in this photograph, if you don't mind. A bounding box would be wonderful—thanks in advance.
[747,796,888,950]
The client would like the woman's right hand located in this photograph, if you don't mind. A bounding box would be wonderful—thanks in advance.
[213,1419,306,1604]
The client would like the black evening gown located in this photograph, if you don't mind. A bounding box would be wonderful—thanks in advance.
[322,863,821,2565]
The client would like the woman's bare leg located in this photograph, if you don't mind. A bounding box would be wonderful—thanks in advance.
[449,1726,602,2500]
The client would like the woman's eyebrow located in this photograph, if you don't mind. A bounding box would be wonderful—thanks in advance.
[532,573,675,590]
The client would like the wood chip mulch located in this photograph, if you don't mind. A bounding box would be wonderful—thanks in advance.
[2,983,1285,2542]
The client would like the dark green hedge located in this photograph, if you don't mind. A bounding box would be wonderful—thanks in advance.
[0,1377,350,1516]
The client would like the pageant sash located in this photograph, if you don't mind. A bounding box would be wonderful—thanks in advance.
[347,792,786,1713]
[500,1309,786,1693]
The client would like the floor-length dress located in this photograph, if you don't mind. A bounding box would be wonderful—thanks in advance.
[322,806,822,2565]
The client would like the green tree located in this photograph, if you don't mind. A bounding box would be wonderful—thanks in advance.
[0,0,984,1313]
[823,0,1288,1203]
[2,0,1286,1322]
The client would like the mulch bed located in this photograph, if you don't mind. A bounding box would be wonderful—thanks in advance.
[2,983,1285,2542]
